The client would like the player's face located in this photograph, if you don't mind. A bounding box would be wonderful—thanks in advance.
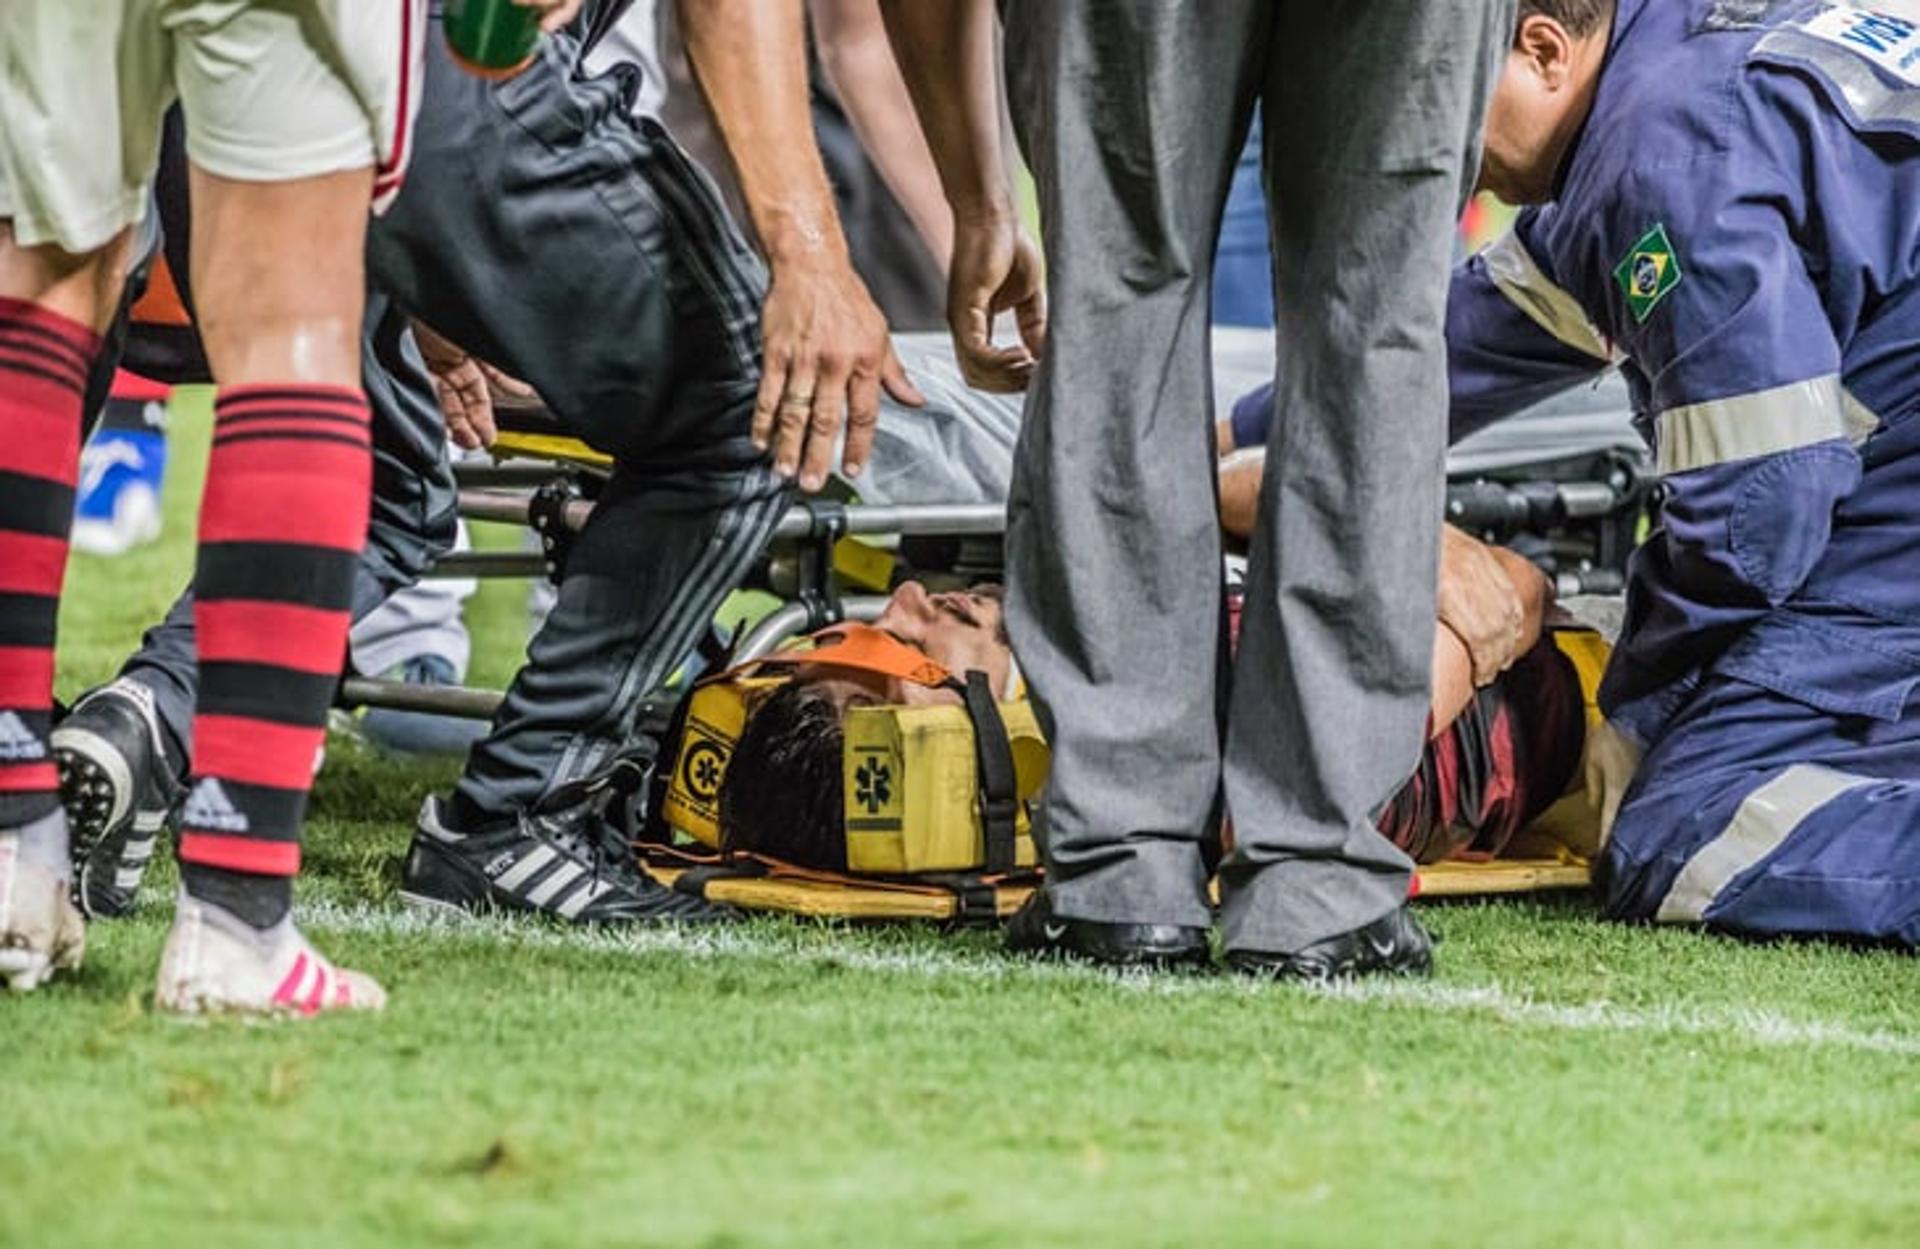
[791,582,1013,715]
[870,581,1013,706]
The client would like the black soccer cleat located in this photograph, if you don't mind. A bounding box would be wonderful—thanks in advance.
[1227,904,1435,982]
[402,795,737,925]
[51,678,185,918]
[1004,888,1210,970]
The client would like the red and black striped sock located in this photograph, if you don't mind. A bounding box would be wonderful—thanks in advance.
[0,298,98,827]
[177,384,371,921]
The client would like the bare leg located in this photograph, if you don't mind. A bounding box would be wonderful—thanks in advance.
[0,222,134,332]
[187,166,368,384]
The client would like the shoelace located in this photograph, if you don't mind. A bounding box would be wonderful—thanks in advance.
[532,810,646,893]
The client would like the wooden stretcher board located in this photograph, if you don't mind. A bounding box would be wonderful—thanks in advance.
[645,853,1591,923]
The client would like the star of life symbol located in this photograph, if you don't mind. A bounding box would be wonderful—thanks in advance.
[681,739,727,806]
[183,778,250,833]
[0,711,45,761]
[854,758,893,814]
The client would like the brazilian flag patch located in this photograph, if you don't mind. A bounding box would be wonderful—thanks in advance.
[1613,223,1682,323]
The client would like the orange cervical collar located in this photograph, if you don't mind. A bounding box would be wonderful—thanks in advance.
[749,623,955,689]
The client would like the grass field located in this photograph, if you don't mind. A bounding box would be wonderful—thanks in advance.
[5,392,1918,1249]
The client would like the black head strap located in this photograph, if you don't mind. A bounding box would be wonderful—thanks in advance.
[959,671,1019,875]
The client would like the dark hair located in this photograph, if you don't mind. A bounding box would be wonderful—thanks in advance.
[1518,0,1613,38]
[717,681,848,872]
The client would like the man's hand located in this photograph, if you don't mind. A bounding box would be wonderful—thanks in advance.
[947,214,1046,392]
[753,256,924,492]
[1437,524,1529,686]
[412,320,534,451]
[512,0,584,33]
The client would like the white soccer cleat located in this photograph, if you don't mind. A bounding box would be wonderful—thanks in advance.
[0,818,87,993]
[155,892,386,1018]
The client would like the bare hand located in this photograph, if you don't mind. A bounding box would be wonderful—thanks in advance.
[946,215,1046,392]
[1437,525,1528,686]
[753,255,925,492]
[412,320,534,451]
[512,0,585,33]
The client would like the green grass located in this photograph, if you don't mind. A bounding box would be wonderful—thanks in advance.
[6,393,1919,1248]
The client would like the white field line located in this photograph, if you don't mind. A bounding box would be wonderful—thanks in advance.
[298,899,1920,1058]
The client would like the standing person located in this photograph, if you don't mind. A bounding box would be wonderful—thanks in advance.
[883,1,1512,975]
[0,0,577,1011]
[53,0,926,930]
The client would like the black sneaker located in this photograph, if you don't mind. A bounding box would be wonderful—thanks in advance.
[1227,905,1434,982]
[401,795,737,925]
[50,678,185,918]
[1004,888,1210,970]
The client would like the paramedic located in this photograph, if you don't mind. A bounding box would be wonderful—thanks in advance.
[1357,0,1920,946]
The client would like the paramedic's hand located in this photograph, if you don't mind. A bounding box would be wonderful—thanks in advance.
[754,254,925,493]
[1583,720,1643,846]
[1438,524,1528,687]
[413,320,533,451]
[512,0,585,32]
[947,213,1046,393]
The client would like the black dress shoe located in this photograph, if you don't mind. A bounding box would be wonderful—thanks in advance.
[1227,904,1433,982]
[1004,889,1210,970]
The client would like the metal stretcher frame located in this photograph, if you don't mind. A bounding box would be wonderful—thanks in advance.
[340,467,1647,719]
[335,442,1619,906]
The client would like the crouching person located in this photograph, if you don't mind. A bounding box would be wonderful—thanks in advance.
[1373,0,1920,946]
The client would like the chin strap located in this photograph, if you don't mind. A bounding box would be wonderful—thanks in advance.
[958,670,1019,875]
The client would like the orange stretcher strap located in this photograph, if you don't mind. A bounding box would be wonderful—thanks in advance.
[745,624,955,689]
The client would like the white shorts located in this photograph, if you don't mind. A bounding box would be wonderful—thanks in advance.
[0,0,426,253]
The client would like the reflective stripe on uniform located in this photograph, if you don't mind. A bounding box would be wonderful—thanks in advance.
[1654,374,1849,474]
[1755,24,1920,129]
[1654,764,1874,924]
[1843,387,1882,444]
[1480,231,1618,363]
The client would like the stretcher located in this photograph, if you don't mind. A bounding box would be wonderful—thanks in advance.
[632,841,1594,927]
[624,628,1612,924]
[334,333,1643,912]
[340,335,1648,718]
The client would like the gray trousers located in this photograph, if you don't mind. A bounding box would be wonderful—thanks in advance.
[1003,0,1511,952]
[120,12,789,822]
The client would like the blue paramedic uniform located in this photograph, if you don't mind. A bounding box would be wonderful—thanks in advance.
[1449,0,1920,945]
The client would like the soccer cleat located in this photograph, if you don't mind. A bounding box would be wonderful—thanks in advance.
[1004,888,1211,970]
[402,794,737,925]
[0,813,88,992]
[154,891,385,1017]
[51,678,184,918]
[1226,905,1435,982]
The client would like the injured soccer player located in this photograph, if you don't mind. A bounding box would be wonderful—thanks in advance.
[716,526,1599,878]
